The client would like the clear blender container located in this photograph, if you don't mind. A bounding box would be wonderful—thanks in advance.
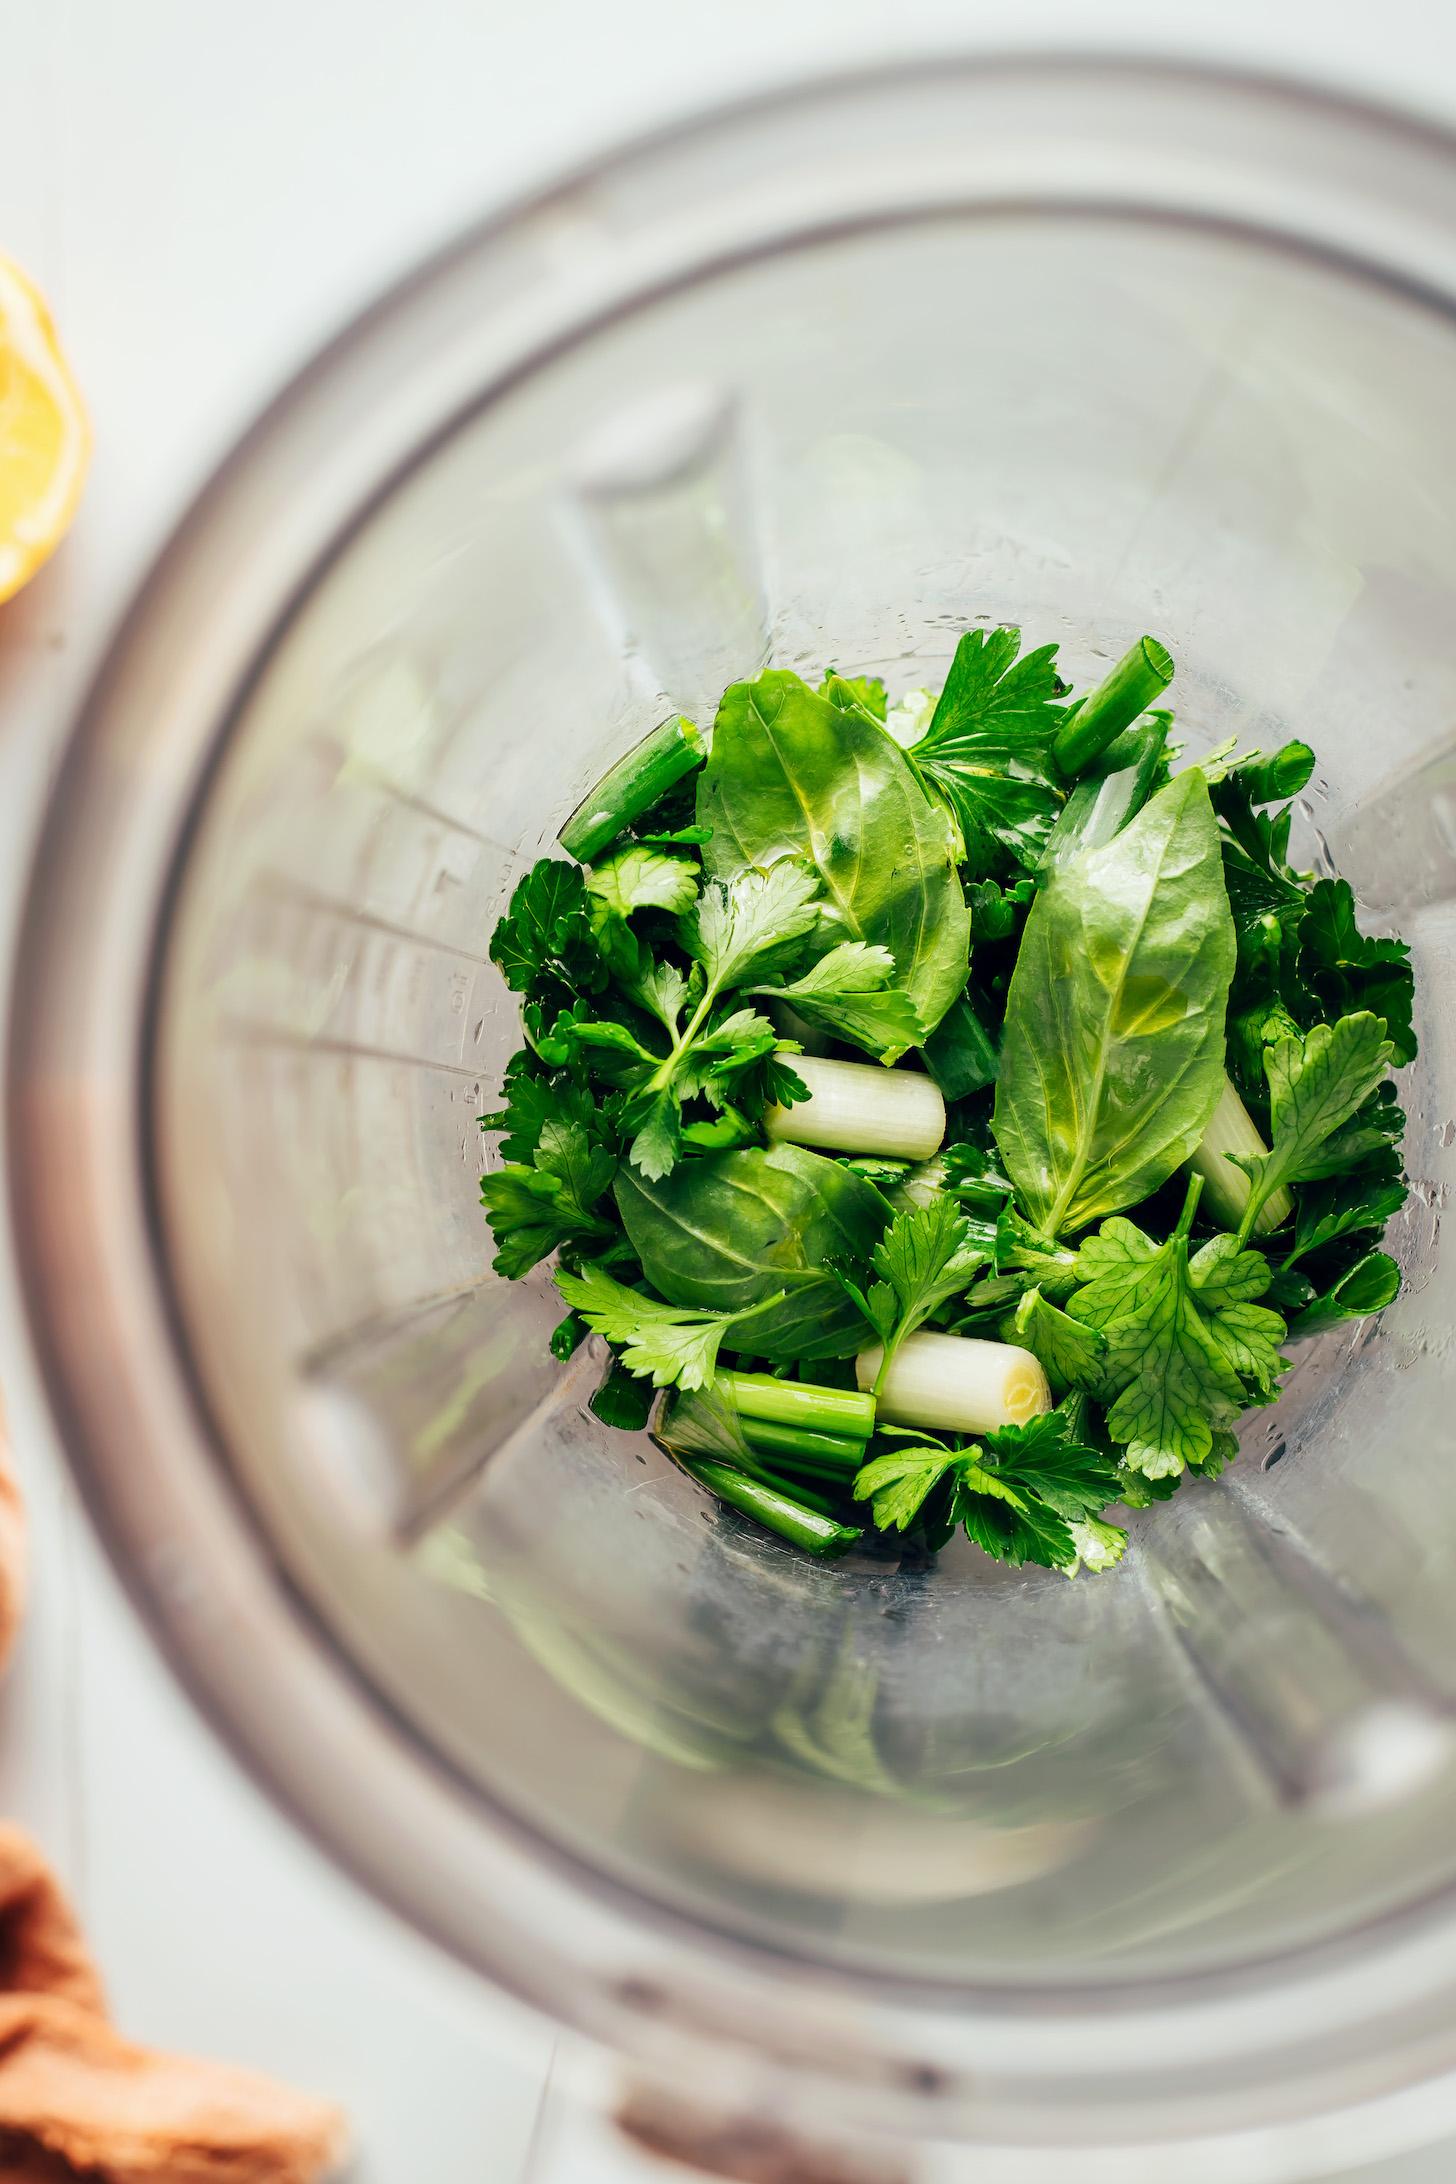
[10,59,1456,2183]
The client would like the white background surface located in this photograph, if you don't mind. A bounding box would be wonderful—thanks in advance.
[3,3,1456,2179]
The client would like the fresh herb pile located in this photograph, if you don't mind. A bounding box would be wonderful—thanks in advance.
[480,630,1415,1574]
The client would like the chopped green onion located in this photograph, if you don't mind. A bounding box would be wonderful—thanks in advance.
[1053,636,1174,778]
[717,1367,874,1439]
[682,1458,862,1557]
[741,1419,867,1471]
[855,1331,1050,1434]
[721,1446,839,1512]
[1042,713,1171,869]
[764,1055,945,1162]
[559,716,704,862]
[1187,1075,1292,1235]
[589,1364,656,1431]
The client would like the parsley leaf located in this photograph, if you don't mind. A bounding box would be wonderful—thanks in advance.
[954,1414,1125,1571]
[480,1057,596,1165]
[479,1118,617,1278]
[586,844,699,923]
[748,939,924,1063]
[1299,879,1416,1065]
[1210,774,1307,966]
[1231,1013,1395,1242]
[967,874,1038,943]
[636,823,714,847]
[556,1262,785,1390]
[682,859,823,990]
[908,628,1068,876]
[836,1196,988,1381]
[851,1407,1124,1570]
[598,863,823,1181]
[490,859,601,994]
[1067,1181,1285,1477]
[1005,1286,1113,1399]
[852,1440,959,1532]
[1286,1169,1408,1267]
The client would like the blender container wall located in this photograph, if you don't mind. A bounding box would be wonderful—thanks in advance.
[11,61,1456,2179]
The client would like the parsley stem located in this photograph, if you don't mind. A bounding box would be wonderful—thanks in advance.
[1053,637,1174,778]
[559,715,704,863]
[717,1368,875,1438]
[682,1458,862,1557]
[1175,1170,1205,1241]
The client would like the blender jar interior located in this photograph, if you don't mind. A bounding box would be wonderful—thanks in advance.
[12,60,1456,2164]
[155,210,1455,1980]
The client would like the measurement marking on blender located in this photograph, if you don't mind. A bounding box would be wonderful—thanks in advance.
[294,1276,496,1378]
[219,1020,485,1079]
[253,871,490,965]
[309,730,513,850]
[1144,1486,1456,1815]
[392,1341,606,1547]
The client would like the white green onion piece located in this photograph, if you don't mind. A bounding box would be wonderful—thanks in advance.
[855,1331,1051,1435]
[1188,1074,1292,1235]
[764,1055,946,1162]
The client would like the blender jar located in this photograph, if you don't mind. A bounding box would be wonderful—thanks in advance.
[10,58,1456,2183]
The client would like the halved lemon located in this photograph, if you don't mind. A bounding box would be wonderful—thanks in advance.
[0,254,90,605]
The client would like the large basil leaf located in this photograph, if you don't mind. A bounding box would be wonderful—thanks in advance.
[614,1142,888,1360]
[993,770,1236,1237]
[698,671,969,1037]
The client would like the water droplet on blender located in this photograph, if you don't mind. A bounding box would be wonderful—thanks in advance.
[1309,824,1337,877]
[1439,1120,1456,1147]
[1263,1439,1287,1470]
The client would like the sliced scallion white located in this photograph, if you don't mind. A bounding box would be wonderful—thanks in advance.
[1188,1074,1292,1235]
[764,1055,945,1162]
[855,1331,1050,1435]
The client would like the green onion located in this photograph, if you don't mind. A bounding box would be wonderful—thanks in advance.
[717,1367,874,1439]
[1053,636,1174,778]
[855,1331,1051,1434]
[1187,1075,1293,1235]
[764,1054,945,1162]
[682,1458,862,1557]
[1043,713,1171,869]
[559,716,704,862]
[741,1420,867,1471]
[1233,740,1315,805]
[721,1446,839,1512]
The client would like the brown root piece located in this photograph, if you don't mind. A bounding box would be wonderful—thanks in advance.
[0,1827,106,2018]
[0,1996,347,2183]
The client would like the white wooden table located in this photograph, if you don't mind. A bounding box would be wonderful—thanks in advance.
[3,3,1456,2176]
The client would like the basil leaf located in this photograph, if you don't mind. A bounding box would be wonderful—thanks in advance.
[699,670,969,1037]
[993,770,1236,1237]
[614,1142,889,1360]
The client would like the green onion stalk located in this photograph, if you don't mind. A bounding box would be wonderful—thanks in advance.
[682,1458,862,1557]
[1053,636,1174,779]
[559,716,704,862]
